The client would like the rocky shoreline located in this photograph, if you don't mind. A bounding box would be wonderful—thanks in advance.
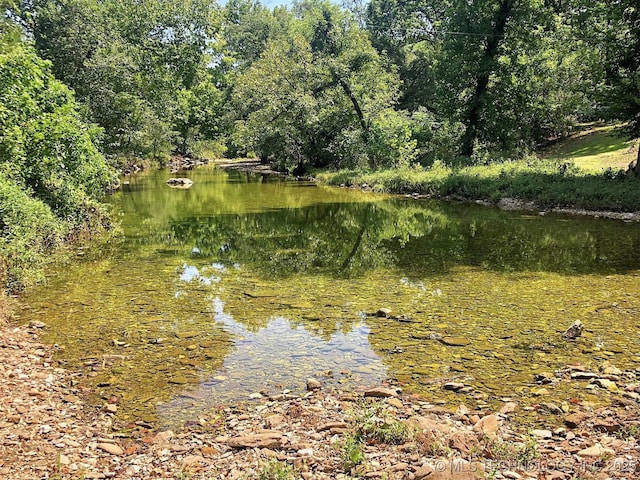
[1,322,639,479]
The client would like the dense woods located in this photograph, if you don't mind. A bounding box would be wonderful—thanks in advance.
[5,0,639,170]
[1,0,640,288]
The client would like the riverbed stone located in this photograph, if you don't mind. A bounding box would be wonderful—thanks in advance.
[439,337,471,347]
[577,443,615,457]
[306,378,322,391]
[226,432,283,449]
[97,443,123,455]
[473,414,500,439]
[563,412,588,428]
[364,387,398,398]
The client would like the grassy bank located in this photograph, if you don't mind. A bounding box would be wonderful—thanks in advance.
[315,156,640,212]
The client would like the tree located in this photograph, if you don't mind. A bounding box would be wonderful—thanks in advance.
[595,0,640,174]
[22,0,224,161]
[231,1,410,171]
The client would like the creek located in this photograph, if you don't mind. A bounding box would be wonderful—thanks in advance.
[19,166,640,428]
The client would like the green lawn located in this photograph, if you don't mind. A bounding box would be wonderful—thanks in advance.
[544,124,638,172]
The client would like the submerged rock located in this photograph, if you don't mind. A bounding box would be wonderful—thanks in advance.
[562,320,583,340]
[439,336,471,347]
[166,178,193,188]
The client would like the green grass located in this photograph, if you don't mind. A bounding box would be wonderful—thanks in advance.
[543,124,638,172]
[316,156,640,212]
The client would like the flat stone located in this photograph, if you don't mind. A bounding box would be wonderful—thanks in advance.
[226,432,283,449]
[564,412,589,428]
[318,421,348,432]
[439,337,471,347]
[410,416,452,434]
[571,372,599,380]
[376,308,393,317]
[499,402,517,414]
[97,442,123,455]
[577,443,615,457]
[443,382,465,392]
[531,429,553,439]
[364,387,398,398]
[593,419,621,433]
[592,378,618,391]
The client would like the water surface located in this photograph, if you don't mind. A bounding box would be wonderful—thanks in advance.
[20,167,640,427]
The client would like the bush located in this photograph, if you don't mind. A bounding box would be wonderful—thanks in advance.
[0,34,116,289]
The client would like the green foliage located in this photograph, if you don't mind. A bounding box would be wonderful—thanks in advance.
[230,1,410,172]
[0,32,115,289]
[318,158,640,211]
[22,0,225,161]
[258,460,295,480]
[337,433,365,473]
[350,402,415,446]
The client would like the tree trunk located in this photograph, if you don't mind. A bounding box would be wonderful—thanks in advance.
[336,76,369,138]
[634,141,640,177]
[461,0,515,157]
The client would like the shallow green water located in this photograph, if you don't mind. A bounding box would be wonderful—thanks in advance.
[19,167,640,427]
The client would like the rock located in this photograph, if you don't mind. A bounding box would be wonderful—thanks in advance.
[531,429,553,439]
[570,371,599,380]
[410,416,452,434]
[499,402,517,414]
[318,421,348,432]
[447,431,479,455]
[153,430,174,443]
[563,412,589,428]
[265,414,285,429]
[306,378,322,391]
[532,388,549,396]
[97,442,124,455]
[593,419,621,433]
[376,308,393,318]
[363,387,398,398]
[592,378,618,391]
[439,337,471,347]
[562,320,583,340]
[166,177,193,188]
[534,372,555,384]
[577,443,615,457]
[386,397,404,409]
[414,465,434,480]
[443,382,465,392]
[541,402,563,415]
[200,446,217,456]
[473,414,500,439]
[503,472,521,479]
[226,432,283,449]
[104,404,118,413]
[28,321,47,329]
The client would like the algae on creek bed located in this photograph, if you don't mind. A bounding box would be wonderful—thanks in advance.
[18,166,640,428]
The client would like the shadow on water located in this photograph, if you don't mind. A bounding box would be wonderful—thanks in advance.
[18,166,640,428]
